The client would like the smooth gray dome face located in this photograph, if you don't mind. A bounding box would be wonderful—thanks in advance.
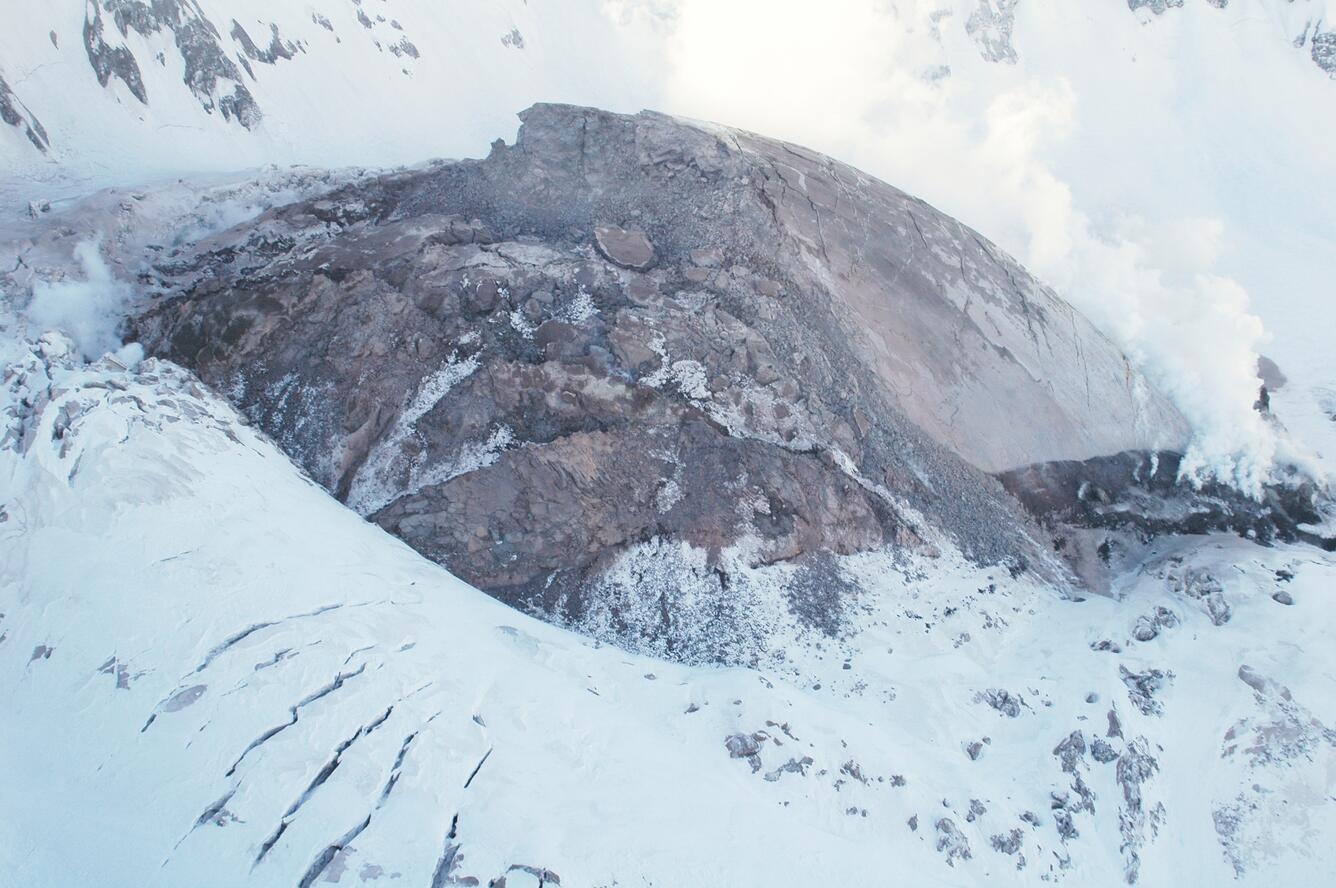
[444,104,1189,475]
[629,109,1190,474]
[714,122,1192,474]
[132,104,1193,647]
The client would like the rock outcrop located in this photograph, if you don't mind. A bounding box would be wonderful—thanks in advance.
[999,450,1330,592]
[132,104,1193,657]
[0,72,48,152]
[83,0,264,127]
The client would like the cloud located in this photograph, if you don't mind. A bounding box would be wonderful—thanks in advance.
[622,0,1279,491]
[26,239,131,361]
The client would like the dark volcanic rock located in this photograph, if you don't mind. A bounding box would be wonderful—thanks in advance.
[725,732,763,773]
[230,20,297,68]
[0,73,48,152]
[1000,451,1323,543]
[1090,738,1119,764]
[991,828,1023,855]
[1053,730,1086,773]
[132,104,1199,660]
[593,224,655,270]
[981,688,1024,717]
[83,0,261,127]
[999,450,1330,591]
[935,817,972,866]
[83,2,147,104]
[1121,666,1172,717]
[1315,30,1336,78]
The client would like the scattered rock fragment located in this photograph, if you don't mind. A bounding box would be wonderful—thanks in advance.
[981,688,1024,717]
[1053,808,1078,842]
[1115,738,1163,883]
[725,732,764,772]
[1120,666,1172,716]
[839,760,869,785]
[1132,606,1179,642]
[764,756,813,782]
[935,818,972,866]
[1053,731,1086,773]
[689,246,723,267]
[593,224,655,270]
[97,656,135,689]
[991,828,1023,855]
[1090,738,1119,763]
[1169,569,1231,625]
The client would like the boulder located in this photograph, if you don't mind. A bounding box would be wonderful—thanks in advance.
[593,224,655,270]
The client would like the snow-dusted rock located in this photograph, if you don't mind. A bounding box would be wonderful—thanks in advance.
[123,105,1205,658]
[0,71,47,152]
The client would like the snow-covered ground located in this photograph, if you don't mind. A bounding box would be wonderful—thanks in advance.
[0,0,659,195]
[2,336,1332,886]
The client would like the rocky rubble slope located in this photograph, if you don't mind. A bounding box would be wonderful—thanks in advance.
[126,104,1197,658]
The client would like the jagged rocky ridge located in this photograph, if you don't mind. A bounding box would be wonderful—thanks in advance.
[971,0,1336,78]
[3,1,1332,165]
[121,103,1299,661]
[10,0,426,155]
[82,0,272,128]
[0,72,48,152]
[1001,449,1330,593]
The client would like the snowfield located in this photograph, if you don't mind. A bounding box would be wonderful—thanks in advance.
[2,336,1332,886]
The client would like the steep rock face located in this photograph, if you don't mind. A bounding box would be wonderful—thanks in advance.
[0,72,47,152]
[83,0,264,127]
[999,450,1331,593]
[133,105,1188,651]
[400,105,1190,475]
[4,1,1331,172]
